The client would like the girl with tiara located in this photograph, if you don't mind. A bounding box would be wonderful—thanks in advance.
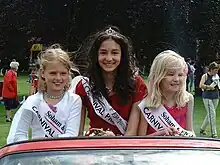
[74,26,147,136]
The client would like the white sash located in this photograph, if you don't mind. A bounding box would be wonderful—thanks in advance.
[139,101,195,137]
[27,98,66,138]
[82,78,127,135]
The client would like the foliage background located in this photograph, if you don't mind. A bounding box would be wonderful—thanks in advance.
[1,0,220,96]
[1,0,220,69]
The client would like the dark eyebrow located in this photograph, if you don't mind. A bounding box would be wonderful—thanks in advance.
[99,48,120,51]
[112,49,120,51]
[99,49,107,51]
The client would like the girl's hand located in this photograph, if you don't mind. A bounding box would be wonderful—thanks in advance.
[208,85,215,90]
[86,128,115,136]
[104,129,115,136]
[159,127,178,136]
[89,128,105,136]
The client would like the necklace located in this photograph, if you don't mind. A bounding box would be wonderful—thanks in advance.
[44,92,65,99]
[106,86,113,93]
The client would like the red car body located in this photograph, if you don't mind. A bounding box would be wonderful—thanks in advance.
[1,137,220,165]
[1,137,220,157]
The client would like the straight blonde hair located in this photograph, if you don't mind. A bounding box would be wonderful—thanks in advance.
[146,50,190,108]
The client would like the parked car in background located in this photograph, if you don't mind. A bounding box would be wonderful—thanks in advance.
[0,137,220,165]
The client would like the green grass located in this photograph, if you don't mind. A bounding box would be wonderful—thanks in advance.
[0,75,219,147]
[193,98,220,137]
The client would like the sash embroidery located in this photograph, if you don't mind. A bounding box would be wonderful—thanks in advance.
[139,101,195,137]
[28,98,66,138]
[82,78,127,135]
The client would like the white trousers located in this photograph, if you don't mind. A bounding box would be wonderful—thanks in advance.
[201,99,218,135]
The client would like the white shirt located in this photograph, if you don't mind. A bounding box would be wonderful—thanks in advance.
[190,64,196,74]
[211,74,220,89]
[7,92,82,144]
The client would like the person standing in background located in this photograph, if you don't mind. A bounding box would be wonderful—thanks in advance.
[188,61,196,93]
[10,59,19,77]
[199,62,220,138]
[186,58,192,92]
[29,66,39,95]
[2,62,19,122]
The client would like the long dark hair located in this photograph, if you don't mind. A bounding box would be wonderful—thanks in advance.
[76,26,136,104]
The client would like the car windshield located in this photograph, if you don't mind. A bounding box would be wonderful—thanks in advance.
[1,149,220,165]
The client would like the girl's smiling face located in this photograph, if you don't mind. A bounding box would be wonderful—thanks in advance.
[41,60,69,95]
[98,39,121,74]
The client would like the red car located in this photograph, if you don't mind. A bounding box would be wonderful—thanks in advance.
[0,137,220,165]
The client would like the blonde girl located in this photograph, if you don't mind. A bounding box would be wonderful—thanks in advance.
[138,50,194,136]
[7,44,82,144]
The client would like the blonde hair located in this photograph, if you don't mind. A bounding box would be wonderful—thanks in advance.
[37,44,75,92]
[146,50,190,108]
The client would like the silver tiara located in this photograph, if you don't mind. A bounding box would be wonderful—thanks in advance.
[105,27,119,37]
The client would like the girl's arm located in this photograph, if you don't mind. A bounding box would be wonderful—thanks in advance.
[138,109,148,135]
[186,93,194,132]
[58,95,82,137]
[126,76,148,136]
[125,102,140,136]
[78,106,86,136]
[199,74,207,89]
[199,74,214,90]
[7,108,33,144]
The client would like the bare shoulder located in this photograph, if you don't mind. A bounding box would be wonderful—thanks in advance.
[201,73,207,79]
[187,92,194,103]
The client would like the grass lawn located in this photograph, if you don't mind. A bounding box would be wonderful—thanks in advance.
[0,75,219,147]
